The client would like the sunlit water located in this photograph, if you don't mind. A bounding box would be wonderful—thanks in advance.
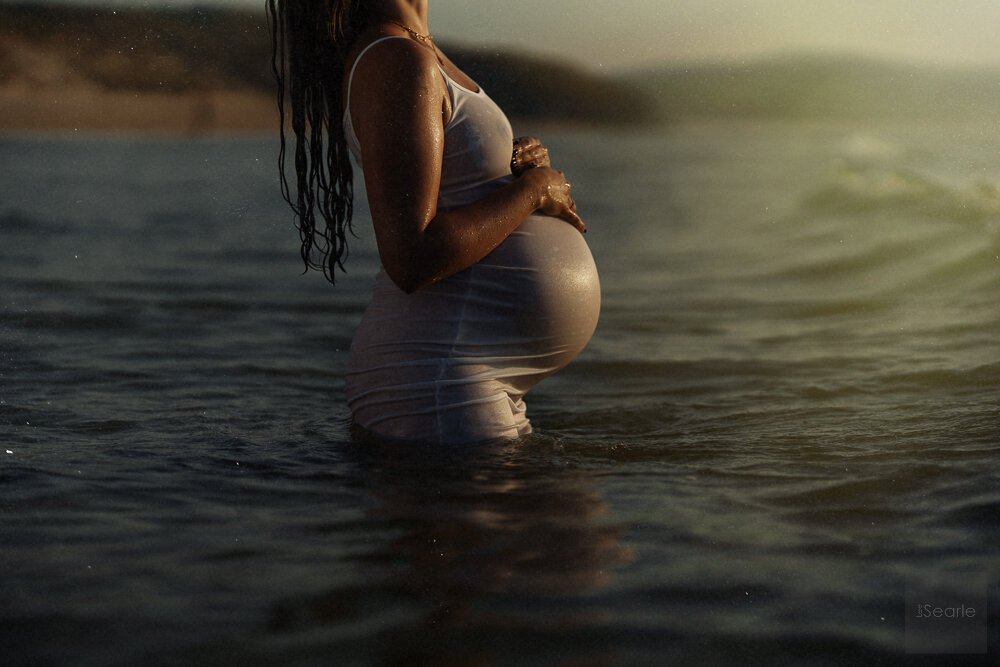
[2,120,998,665]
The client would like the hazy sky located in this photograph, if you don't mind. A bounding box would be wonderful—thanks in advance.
[430,0,1000,69]
[39,0,1000,70]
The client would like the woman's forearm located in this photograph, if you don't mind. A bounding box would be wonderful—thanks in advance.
[380,171,544,293]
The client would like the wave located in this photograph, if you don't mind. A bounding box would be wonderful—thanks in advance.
[802,162,1000,222]
[749,155,1000,303]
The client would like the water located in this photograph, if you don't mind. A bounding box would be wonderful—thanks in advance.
[2,120,998,665]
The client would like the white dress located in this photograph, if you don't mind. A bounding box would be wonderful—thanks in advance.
[343,36,601,445]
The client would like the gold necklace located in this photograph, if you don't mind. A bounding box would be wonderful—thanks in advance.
[373,13,444,64]
[381,17,433,44]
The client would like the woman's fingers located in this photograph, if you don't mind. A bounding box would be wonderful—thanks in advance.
[511,136,551,173]
[511,148,549,172]
[554,173,585,234]
[560,182,585,233]
[561,207,586,235]
[514,135,541,150]
[525,166,585,234]
[520,146,549,164]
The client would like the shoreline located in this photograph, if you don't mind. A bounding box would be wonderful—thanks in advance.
[0,84,278,135]
[0,84,638,136]
[0,85,617,136]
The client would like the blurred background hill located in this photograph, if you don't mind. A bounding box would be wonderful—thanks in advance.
[634,53,1000,121]
[2,2,998,133]
[0,2,658,132]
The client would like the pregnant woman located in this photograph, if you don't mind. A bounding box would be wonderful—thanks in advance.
[268,0,600,444]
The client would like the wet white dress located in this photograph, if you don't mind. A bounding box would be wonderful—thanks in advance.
[343,36,600,445]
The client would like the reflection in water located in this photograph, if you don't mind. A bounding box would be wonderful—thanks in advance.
[268,437,633,665]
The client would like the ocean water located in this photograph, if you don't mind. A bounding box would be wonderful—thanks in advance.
[2,120,998,665]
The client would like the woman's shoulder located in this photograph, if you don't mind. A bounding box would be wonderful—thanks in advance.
[346,32,441,88]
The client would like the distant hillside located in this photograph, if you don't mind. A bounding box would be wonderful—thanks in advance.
[631,53,1000,121]
[448,47,657,126]
[0,2,659,131]
[0,3,274,91]
[12,4,989,129]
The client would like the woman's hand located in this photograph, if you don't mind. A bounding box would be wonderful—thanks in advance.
[511,136,551,175]
[521,166,586,235]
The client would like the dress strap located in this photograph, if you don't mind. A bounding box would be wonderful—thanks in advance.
[345,35,414,114]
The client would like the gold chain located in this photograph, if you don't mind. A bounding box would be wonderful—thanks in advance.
[380,17,433,43]
[375,15,443,64]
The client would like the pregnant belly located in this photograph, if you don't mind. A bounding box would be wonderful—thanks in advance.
[475,214,600,365]
[347,214,601,392]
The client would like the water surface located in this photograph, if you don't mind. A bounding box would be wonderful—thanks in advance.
[2,121,998,665]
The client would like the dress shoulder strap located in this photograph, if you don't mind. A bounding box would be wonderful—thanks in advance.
[345,35,414,110]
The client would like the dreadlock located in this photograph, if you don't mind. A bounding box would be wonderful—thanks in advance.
[266,0,369,283]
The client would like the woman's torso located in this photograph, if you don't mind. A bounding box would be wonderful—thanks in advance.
[343,35,518,210]
[342,36,600,443]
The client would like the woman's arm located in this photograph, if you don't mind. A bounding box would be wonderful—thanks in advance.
[350,39,582,294]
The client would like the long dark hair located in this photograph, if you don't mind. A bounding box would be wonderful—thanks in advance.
[266,0,368,283]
